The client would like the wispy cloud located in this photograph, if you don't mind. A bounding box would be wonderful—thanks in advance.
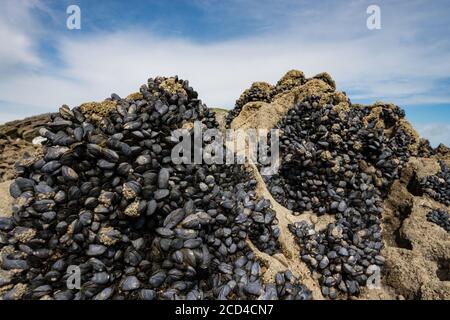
[0,0,45,72]
[415,123,450,147]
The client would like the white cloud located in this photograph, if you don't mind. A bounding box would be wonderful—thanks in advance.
[0,100,52,123]
[0,0,449,147]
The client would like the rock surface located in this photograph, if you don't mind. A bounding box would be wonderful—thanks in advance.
[381,158,450,299]
[0,114,52,182]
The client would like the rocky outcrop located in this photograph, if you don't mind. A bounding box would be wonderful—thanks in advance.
[0,114,52,182]
[228,70,448,300]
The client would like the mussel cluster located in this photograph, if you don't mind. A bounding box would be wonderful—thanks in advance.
[0,76,308,300]
[225,82,274,126]
[263,98,424,298]
[421,161,450,206]
[427,209,450,233]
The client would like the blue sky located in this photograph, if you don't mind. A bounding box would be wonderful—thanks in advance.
[0,0,449,146]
